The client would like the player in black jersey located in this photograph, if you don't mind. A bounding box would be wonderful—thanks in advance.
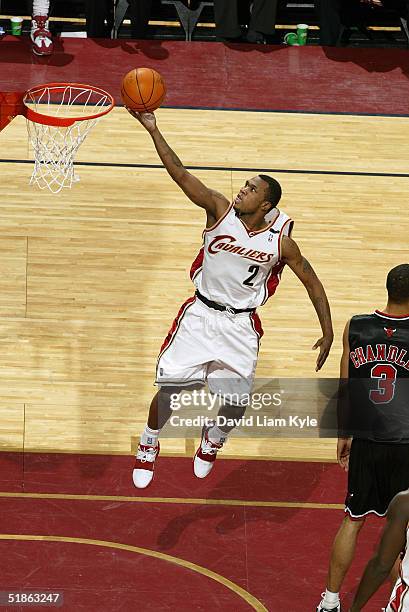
[317,264,409,612]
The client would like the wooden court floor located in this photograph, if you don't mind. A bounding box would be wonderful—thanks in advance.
[0,107,408,460]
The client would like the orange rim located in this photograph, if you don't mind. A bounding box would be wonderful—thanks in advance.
[23,82,115,127]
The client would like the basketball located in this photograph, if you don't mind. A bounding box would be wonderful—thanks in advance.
[121,67,166,113]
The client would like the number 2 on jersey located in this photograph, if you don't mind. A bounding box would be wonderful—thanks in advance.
[369,363,397,404]
[243,265,260,287]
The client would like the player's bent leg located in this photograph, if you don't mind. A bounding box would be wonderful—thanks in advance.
[133,388,178,489]
[193,401,247,479]
[194,307,259,479]
[136,296,210,487]
[328,514,365,591]
[317,514,365,611]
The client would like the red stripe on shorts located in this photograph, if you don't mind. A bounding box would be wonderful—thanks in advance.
[158,296,196,355]
[250,312,264,340]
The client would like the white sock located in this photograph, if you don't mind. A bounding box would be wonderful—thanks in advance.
[208,425,227,445]
[33,0,50,16]
[322,590,339,609]
[140,426,160,447]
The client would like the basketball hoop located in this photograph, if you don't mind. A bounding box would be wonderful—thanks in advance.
[0,83,115,193]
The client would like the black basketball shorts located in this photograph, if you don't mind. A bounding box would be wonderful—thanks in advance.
[345,438,409,518]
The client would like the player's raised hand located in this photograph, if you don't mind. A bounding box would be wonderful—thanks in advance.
[125,108,157,133]
[313,335,333,371]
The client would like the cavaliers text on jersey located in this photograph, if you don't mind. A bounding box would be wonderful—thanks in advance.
[189,204,293,310]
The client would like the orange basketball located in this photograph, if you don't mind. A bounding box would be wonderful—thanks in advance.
[121,67,166,113]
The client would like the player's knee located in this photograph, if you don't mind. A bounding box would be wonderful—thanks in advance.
[156,385,205,411]
[344,514,365,531]
[221,401,247,419]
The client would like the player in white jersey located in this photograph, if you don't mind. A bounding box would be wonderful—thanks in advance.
[128,110,334,489]
[350,488,409,611]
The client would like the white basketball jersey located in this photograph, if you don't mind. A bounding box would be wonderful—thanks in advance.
[190,205,293,309]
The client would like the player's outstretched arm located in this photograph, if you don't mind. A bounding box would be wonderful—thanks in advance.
[337,320,352,471]
[349,492,409,611]
[281,236,334,371]
[127,109,229,225]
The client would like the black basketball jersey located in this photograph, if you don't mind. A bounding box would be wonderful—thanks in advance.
[347,310,409,442]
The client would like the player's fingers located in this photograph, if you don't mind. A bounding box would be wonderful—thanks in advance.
[315,347,329,371]
[312,338,322,350]
[316,350,325,370]
[125,106,140,119]
[338,453,346,467]
[319,353,330,370]
[339,454,349,471]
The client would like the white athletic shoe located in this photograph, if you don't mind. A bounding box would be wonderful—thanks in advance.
[316,595,341,612]
[31,15,53,56]
[193,424,223,478]
[132,441,160,489]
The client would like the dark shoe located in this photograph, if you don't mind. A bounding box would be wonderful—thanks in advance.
[245,29,266,44]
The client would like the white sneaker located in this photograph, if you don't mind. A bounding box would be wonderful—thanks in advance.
[132,441,160,489]
[31,15,53,56]
[193,423,223,479]
[316,595,341,612]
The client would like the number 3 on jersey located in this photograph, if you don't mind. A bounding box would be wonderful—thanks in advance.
[243,265,260,287]
[369,363,397,404]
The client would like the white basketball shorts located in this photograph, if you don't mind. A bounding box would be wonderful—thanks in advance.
[155,296,264,398]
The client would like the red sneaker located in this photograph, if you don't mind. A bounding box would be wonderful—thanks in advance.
[193,424,224,479]
[132,442,160,489]
[31,16,53,56]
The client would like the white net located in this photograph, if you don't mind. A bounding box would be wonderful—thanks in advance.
[24,84,113,193]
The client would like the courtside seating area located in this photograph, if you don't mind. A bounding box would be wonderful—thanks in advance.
[0,0,408,45]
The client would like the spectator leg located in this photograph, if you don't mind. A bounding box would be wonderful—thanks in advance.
[249,0,279,36]
[316,0,344,45]
[128,0,153,39]
[213,0,241,39]
[85,0,111,37]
